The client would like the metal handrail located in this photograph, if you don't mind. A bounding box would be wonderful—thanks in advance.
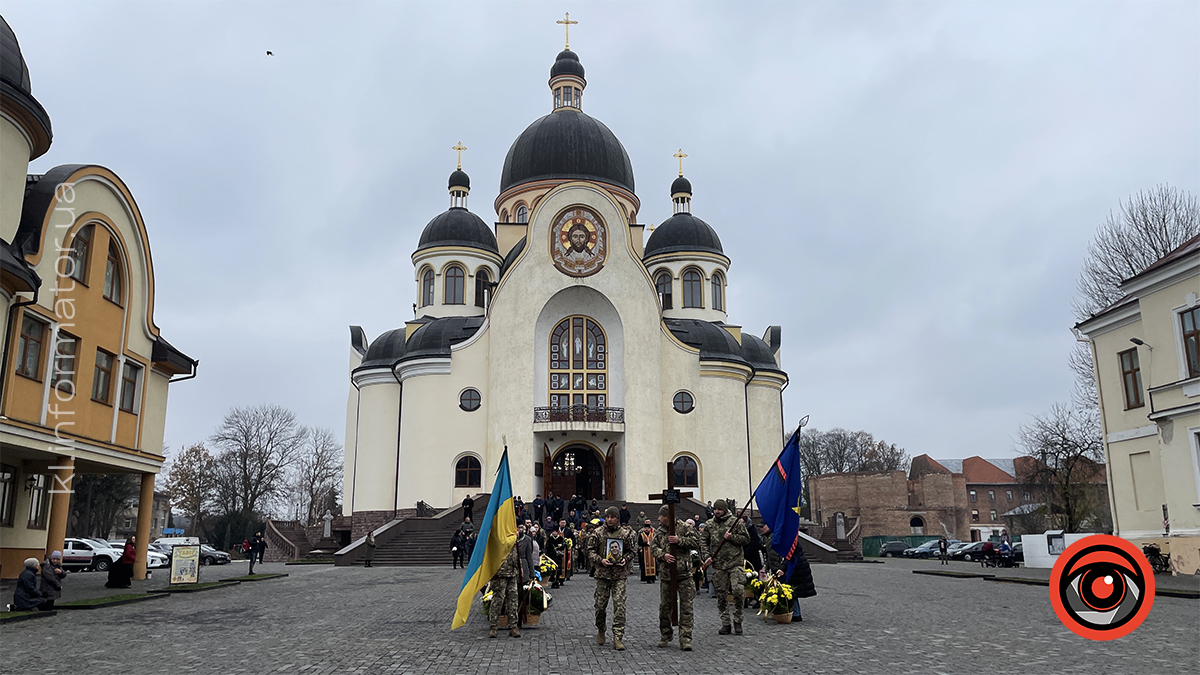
[533,405,624,424]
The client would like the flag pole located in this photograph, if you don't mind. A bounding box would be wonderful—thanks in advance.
[701,416,809,571]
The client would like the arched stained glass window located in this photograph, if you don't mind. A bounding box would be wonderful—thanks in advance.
[549,316,606,412]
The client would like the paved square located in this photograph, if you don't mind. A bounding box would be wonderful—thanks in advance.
[4,559,1197,674]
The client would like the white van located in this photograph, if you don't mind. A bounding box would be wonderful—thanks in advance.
[153,536,200,547]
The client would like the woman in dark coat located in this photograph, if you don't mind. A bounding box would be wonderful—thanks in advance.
[764,525,816,622]
[364,531,376,568]
[12,558,45,611]
[40,551,67,610]
[106,536,136,588]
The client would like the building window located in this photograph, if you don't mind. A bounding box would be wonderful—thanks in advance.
[574,88,581,107]
[27,474,47,529]
[969,490,976,502]
[909,516,924,535]
[459,388,481,412]
[563,86,572,108]
[455,456,482,488]
[103,241,123,304]
[0,464,14,527]
[682,269,703,308]
[548,316,606,411]
[1118,348,1144,409]
[16,314,46,380]
[120,361,141,413]
[672,391,694,414]
[1182,306,1200,378]
[93,349,115,404]
[711,272,724,312]
[421,269,434,307]
[988,490,995,502]
[971,509,980,523]
[1006,490,1013,502]
[672,456,699,488]
[516,205,528,223]
[656,272,672,310]
[50,332,78,393]
[444,266,465,304]
[989,509,998,521]
[554,88,562,108]
[68,225,91,283]
[475,269,490,308]
[1023,491,1031,502]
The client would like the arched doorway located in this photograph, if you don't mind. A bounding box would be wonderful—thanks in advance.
[550,446,605,501]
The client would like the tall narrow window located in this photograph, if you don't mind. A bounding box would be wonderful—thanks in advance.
[549,316,606,412]
[103,241,123,304]
[1118,348,1144,409]
[516,205,528,223]
[711,272,724,312]
[988,490,995,502]
[672,456,699,488]
[574,88,581,107]
[444,266,465,304]
[16,314,45,380]
[68,225,91,283]
[682,269,703,308]
[554,88,562,108]
[120,361,141,413]
[27,474,47,529]
[0,464,14,527]
[563,87,572,108]
[656,272,673,310]
[93,349,114,404]
[1182,306,1200,378]
[51,332,78,393]
[455,456,482,488]
[421,269,435,307]
[475,269,490,308]
[989,509,998,521]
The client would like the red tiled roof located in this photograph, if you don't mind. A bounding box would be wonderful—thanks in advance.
[962,456,1015,484]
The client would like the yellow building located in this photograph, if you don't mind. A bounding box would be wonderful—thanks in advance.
[1075,233,1200,576]
[0,17,195,578]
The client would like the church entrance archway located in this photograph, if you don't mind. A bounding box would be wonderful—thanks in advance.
[550,446,605,501]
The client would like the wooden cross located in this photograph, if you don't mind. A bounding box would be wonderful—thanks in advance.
[649,462,694,626]
[673,149,688,176]
[452,141,467,170]
[557,12,578,50]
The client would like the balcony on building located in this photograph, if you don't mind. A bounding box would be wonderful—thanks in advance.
[533,405,625,433]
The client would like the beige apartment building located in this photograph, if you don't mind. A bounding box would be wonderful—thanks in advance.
[1076,233,1200,575]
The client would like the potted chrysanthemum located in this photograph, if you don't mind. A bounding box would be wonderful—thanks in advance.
[757,578,795,623]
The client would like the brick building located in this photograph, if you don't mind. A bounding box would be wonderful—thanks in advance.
[910,456,1040,541]
[807,469,970,542]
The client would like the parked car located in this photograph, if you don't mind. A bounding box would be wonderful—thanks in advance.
[952,541,989,562]
[905,539,961,559]
[1011,542,1024,563]
[62,538,100,571]
[879,541,909,557]
[946,541,972,557]
[64,537,168,570]
[199,544,231,566]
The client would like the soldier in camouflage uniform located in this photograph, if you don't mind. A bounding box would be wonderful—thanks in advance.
[488,524,537,638]
[650,505,700,651]
[700,499,750,635]
[588,506,638,650]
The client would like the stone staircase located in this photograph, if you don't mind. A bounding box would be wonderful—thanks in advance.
[820,525,863,562]
[264,519,309,562]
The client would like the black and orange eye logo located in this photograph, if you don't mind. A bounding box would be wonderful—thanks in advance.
[1049,535,1155,640]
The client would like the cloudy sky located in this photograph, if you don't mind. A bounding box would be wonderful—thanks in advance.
[6,1,1198,465]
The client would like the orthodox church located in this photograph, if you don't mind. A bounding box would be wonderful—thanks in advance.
[342,40,789,528]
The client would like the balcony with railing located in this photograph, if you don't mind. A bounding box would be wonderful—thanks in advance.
[533,405,625,433]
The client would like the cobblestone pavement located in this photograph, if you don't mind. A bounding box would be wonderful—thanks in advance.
[4,559,1196,674]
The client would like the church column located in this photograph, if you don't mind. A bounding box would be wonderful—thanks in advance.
[44,455,74,560]
[133,472,154,579]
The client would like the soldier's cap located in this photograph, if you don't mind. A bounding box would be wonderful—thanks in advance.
[713,499,729,512]
[659,505,671,517]
[605,506,620,517]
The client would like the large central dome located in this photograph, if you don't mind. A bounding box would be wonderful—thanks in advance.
[499,109,635,194]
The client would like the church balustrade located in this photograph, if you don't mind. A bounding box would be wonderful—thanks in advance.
[533,405,624,424]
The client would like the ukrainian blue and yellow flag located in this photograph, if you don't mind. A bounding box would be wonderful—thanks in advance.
[451,448,517,630]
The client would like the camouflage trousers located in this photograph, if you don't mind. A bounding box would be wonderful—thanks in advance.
[711,567,744,626]
[594,577,628,639]
[488,576,519,628]
[658,569,696,641]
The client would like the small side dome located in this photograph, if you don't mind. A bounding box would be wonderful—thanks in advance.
[671,176,692,196]
[448,169,470,191]
[550,49,585,80]
[401,316,485,362]
[643,213,724,258]
[416,207,499,254]
[357,328,408,370]
[664,319,749,367]
[0,16,52,159]
[739,333,783,373]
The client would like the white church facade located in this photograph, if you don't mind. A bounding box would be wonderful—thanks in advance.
[342,46,789,528]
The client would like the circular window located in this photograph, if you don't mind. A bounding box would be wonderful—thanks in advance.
[672,391,694,414]
[459,388,481,412]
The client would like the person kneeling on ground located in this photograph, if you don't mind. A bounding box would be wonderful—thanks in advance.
[11,558,45,611]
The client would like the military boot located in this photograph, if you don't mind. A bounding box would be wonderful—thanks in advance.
[658,636,670,648]
[734,622,743,635]
[489,626,497,638]
[680,637,693,652]
[596,631,605,645]
[718,625,731,635]
[509,627,521,638]
[613,638,625,651]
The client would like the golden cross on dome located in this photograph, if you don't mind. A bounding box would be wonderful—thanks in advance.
[673,149,688,176]
[452,141,467,170]
[557,12,578,50]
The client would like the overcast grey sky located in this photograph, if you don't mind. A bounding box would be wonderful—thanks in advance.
[7,1,1198,465]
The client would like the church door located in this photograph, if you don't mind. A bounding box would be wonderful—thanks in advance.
[550,446,605,501]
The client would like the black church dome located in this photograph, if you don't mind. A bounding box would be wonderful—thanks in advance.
[643,213,724,258]
[0,16,52,158]
[500,109,635,194]
[357,328,408,371]
[550,49,586,79]
[416,207,498,254]
[671,176,692,196]
[448,169,470,190]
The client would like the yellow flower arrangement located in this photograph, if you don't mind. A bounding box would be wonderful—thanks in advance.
[756,578,795,616]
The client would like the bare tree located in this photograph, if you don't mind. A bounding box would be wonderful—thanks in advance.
[289,427,343,525]
[209,405,305,517]
[1018,403,1110,533]
[68,473,139,538]
[162,443,215,537]
[1073,184,1199,322]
